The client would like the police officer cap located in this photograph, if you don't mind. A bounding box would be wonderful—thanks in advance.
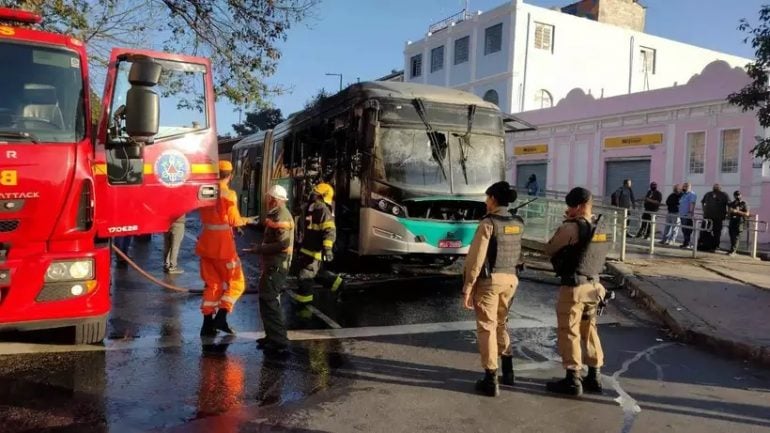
[565,187,592,207]
[486,181,517,206]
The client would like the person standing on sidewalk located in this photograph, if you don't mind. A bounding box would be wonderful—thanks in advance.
[700,184,729,252]
[164,214,186,274]
[526,174,540,196]
[635,182,662,239]
[245,185,294,358]
[678,183,697,249]
[660,184,682,245]
[196,161,257,337]
[544,187,610,397]
[611,179,635,237]
[462,181,522,397]
[727,190,750,256]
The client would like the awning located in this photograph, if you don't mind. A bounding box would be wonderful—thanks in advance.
[503,114,537,133]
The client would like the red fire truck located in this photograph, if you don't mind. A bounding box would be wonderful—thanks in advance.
[0,8,220,343]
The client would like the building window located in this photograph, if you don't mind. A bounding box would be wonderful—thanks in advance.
[410,54,422,78]
[430,46,444,73]
[640,46,656,74]
[534,89,553,109]
[720,129,740,173]
[534,22,554,51]
[484,23,503,55]
[454,36,469,65]
[483,89,499,106]
[687,131,705,175]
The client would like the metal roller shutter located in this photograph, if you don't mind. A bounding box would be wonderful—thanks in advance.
[516,162,548,195]
[604,159,651,199]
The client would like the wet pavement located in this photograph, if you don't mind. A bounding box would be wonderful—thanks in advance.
[1,220,769,432]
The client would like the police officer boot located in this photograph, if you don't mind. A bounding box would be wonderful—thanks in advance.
[475,369,500,397]
[546,369,583,396]
[213,309,236,334]
[200,314,217,337]
[501,355,515,386]
[582,367,603,394]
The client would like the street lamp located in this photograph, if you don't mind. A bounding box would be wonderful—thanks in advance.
[326,73,343,92]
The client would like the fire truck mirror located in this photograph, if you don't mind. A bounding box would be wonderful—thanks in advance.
[124,58,161,142]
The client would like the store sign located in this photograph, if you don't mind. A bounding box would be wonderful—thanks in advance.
[514,144,548,155]
[604,133,663,149]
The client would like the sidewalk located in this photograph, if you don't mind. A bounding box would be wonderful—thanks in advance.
[605,251,770,366]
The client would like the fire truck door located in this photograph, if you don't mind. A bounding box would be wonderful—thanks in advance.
[94,48,219,238]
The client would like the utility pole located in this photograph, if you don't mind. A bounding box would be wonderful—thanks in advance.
[326,73,343,91]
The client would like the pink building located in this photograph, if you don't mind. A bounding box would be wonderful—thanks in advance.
[508,61,770,242]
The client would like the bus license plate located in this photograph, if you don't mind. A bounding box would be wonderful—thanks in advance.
[439,240,462,248]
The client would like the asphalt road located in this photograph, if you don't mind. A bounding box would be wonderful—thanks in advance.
[0,225,768,433]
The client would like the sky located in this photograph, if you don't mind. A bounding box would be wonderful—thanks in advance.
[215,0,765,135]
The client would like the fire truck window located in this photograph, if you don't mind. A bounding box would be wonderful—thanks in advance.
[110,59,208,141]
[0,41,85,143]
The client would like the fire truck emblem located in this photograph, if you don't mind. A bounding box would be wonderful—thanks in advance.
[155,150,190,187]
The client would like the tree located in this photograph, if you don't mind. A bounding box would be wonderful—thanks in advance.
[303,87,331,111]
[232,107,284,136]
[4,0,319,107]
[728,5,770,160]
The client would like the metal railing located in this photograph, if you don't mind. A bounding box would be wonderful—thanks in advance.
[510,196,768,261]
[428,9,471,34]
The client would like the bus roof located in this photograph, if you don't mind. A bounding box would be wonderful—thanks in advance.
[232,81,502,151]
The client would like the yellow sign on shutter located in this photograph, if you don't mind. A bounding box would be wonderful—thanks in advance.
[604,133,663,149]
[514,144,548,155]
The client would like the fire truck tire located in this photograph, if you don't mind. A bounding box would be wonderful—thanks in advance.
[73,319,107,345]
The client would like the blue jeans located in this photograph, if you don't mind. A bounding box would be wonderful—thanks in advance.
[661,213,680,243]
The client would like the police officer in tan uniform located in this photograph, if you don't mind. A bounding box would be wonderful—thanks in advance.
[244,184,294,358]
[544,187,610,396]
[462,181,523,397]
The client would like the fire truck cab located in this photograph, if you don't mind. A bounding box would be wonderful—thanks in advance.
[0,8,219,343]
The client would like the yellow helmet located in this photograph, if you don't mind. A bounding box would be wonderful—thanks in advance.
[313,182,334,204]
[218,160,233,173]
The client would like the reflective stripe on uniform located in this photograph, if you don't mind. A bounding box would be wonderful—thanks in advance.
[322,240,334,248]
[331,275,343,292]
[225,259,241,270]
[203,224,230,231]
[300,248,322,260]
[220,295,237,304]
[202,301,218,307]
[266,219,293,229]
[308,221,336,231]
[291,292,314,303]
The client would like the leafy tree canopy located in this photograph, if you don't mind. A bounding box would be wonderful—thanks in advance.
[4,0,318,107]
[232,107,284,136]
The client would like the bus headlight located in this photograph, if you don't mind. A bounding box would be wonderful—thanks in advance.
[371,193,407,217]
[45,259,94,282]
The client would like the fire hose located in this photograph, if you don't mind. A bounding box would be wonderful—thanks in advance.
[111,244,194,294]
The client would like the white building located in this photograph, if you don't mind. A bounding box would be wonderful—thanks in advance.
[403,0,752,114]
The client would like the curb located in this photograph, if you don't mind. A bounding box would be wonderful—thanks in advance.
[605,262,770,367]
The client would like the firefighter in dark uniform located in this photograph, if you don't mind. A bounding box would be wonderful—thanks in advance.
[244,184,294,358]
[544,187,610,397]
[293,182,345,305]
[462,181,523,397]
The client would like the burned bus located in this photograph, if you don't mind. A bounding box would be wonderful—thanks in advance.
[231,82,510,261]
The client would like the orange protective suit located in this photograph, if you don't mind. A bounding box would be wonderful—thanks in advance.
[196,178,250,314]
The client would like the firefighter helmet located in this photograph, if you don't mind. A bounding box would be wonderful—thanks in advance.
[313,182,334,204]
[267,184,289,201]
[218,160,233,173]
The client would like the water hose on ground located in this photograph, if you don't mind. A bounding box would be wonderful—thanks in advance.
[111,244,193,293]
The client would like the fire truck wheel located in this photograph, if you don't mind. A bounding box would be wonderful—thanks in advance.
[73,318,107,345]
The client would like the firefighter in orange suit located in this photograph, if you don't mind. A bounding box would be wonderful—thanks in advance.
[196,160,257,336]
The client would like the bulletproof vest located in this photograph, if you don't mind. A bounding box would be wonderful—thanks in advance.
[483,214,524,277]
[552,218,610,285]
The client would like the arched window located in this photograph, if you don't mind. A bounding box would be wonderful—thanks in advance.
[483,89,499,106]
[534,89,553,109]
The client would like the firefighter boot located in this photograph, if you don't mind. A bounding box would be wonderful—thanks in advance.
[475,369,500,397]
[582,367,603,394]
[546,369,583,396]
[501,355,515,386]
[200,314,217,337]
[213,309,236,335]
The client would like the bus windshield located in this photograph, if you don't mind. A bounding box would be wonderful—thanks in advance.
[0,41,85,143]
[378,127,504,195]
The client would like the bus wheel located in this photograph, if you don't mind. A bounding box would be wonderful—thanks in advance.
[73,318,107,345]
